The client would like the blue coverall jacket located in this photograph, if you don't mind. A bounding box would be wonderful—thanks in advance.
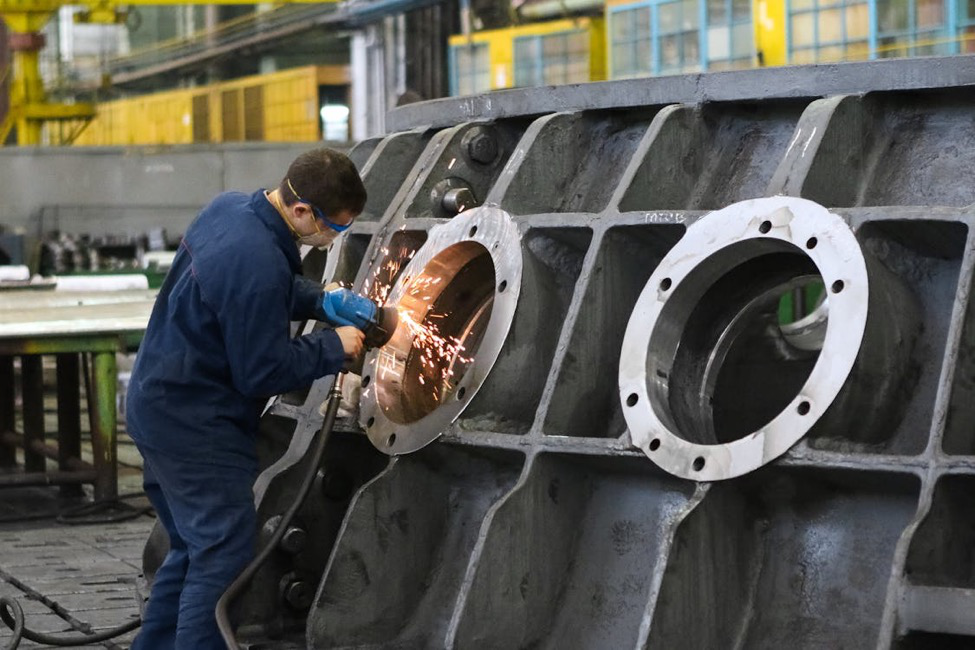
[126,189,345,649]
[128,188,344,464]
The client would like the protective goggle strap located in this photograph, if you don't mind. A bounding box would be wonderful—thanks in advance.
[286,178,351,233]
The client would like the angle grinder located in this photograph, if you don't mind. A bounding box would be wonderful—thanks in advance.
[320,287,399,349]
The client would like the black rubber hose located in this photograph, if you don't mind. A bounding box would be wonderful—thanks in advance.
[0,596,139,649]
[215,376,344,649]
[0,597,23,650]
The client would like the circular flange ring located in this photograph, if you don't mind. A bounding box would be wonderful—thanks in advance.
[359,206,522,455]
[618,197,869,481]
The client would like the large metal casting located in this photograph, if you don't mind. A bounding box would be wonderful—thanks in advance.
[140,57,975,649]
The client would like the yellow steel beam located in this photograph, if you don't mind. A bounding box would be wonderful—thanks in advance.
[0,9,52,32]
[0,110,15,145]
[0,0,60,12]
[754,0,786,66]
[22,102,95,119]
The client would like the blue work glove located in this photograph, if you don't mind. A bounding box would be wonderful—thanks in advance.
[320,287,375,330]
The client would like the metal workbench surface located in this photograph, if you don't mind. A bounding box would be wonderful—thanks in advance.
[0,290,157,338]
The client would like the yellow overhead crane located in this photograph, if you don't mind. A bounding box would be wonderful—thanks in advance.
[0,0,335,145]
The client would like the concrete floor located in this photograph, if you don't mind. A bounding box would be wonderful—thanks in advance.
[1,408,153,649]
[0,508,152,649]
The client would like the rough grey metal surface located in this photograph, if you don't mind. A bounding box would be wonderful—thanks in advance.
[217,59,975,648]
[387,56,975,132]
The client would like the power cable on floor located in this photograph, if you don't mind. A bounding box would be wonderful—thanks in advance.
[0,567,141,650]
[0,596,139,650]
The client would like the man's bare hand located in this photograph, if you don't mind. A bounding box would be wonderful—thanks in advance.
[335,326,365,360]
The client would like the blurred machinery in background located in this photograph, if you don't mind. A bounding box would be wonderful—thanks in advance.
[36,229,175,284]
[135,56,975,648]
[8,0,975,146]
[0,0,339,146]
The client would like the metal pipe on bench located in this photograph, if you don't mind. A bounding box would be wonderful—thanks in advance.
[0,470,98,488]
[0,431,92,472]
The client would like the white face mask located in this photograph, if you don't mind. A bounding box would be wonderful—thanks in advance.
[297,229,339,250]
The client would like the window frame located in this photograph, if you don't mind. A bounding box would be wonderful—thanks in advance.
[785,0,960,63]
[706,0,755,68]
[609,2,655,78]
[607,0,754,78]
[449,40,492,97]
[512,28,592,88]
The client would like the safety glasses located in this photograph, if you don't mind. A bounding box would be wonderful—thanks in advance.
[286,178,351,233]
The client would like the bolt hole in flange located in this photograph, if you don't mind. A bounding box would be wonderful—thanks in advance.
[619,197,919,481]
[360,207,523,455]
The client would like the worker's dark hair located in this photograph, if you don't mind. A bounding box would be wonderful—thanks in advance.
[280,148,367,216]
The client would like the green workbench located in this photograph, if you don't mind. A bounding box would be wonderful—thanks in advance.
[0,290,156,500]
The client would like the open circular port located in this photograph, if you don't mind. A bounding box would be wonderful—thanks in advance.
[359,206,523,456]
[658,240,824,445]
[619,198,872,481]
[375,241,496,424]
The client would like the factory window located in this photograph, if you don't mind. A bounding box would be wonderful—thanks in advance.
[320,104,350,142]
[788,0,871,63]
[513,30,591,87]
[610,0,731,79]
[875,0,951,57]
[707,0,754,68]
[610,6,653,77]
[449,42,491,96]
[657,0,702,73]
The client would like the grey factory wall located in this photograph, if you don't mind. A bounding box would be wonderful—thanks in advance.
[0,143,333,238]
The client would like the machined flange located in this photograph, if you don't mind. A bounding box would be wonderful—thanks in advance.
[619,196,918,481]
[360,207,522,454]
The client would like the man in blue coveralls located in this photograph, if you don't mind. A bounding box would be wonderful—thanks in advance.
[126,147,367,649]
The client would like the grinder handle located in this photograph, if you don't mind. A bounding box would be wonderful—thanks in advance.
[321,288,375,329]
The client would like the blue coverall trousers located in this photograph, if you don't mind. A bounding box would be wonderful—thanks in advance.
[131,445,257,650]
